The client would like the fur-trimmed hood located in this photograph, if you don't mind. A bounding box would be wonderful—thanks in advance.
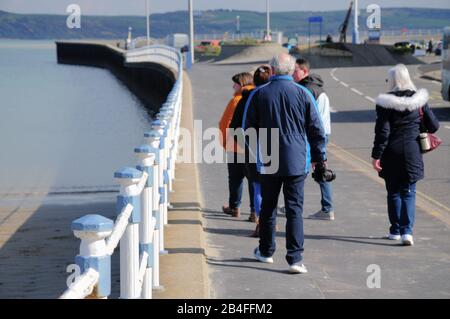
[375,88,429,112]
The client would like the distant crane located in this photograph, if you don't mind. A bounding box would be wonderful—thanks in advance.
[339,1,353,43]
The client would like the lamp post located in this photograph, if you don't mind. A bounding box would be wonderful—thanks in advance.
[145,0,150,46]
[353,0,360,44]
[188,0,194,65]
[266,0,271,41]
[236,15,240,40]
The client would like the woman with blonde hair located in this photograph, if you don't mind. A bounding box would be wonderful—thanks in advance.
[371,64,439,246]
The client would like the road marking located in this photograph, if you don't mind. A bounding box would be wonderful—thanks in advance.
[365,96,376,103]
[445,125,450,130]
[351,88,364,95]
[340,81,349,87]
[330,68,339,81]
[328,142,450,226]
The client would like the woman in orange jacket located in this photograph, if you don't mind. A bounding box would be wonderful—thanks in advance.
[219,72,255,218]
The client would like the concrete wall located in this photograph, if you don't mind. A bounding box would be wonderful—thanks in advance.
[55,41,176,117]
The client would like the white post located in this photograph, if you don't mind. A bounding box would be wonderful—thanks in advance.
[145,0,150,46]
[266,0,271,41]
[157,111,175,193]
[353,0,360,44]
[152,120,169,228]
[135,147,156,299]
[114,167,143,299]
[144,131,165,289]
[188,0,194,65]
[72,214,114,298]
[145,130,168,245]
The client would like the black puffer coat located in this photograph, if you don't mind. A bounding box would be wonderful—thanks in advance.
[371,89,440,184]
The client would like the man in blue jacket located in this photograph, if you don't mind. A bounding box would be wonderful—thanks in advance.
[243,53,326,273]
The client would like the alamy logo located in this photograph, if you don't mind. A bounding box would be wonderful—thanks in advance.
[66,264,81,288]
[366,4,381,29]
[66,4,81,29]
[366,264,381,288]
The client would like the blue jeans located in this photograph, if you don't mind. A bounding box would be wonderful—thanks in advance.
[319,135,333,212]
[259,174,306,265]
[385,179,416,235]
[253,182,262,217]
[319,180,333,213]
[227,162,254,211]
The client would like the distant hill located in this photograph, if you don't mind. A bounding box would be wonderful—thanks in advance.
[0,8,449,40]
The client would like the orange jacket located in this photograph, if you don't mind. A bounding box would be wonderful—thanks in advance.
[219,85,255,152]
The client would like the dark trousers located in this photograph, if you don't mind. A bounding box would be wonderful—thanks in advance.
[227,162,254,211]
[259,174,306,265]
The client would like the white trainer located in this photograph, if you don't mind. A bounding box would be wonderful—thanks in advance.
[387,234,401,240]
[307,210,335,220]
[253,247,273,264]
[401,234,414,246]
[289,263,308,274]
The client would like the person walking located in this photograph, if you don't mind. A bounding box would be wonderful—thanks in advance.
[219,72,255,218]
[229,65,272,237]
[371,64,439,246]
[293,58,334,221]
[244,53,327,273]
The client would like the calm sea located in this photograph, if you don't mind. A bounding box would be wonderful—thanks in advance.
[0,40,153,196]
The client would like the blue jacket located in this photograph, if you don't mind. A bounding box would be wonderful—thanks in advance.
[243,75,326,177]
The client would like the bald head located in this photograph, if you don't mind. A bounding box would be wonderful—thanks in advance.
[270,53,296,76]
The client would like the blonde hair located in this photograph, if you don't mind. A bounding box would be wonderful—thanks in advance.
[387,64,417,92]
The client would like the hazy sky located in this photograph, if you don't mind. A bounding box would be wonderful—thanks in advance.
[1,0,449,15]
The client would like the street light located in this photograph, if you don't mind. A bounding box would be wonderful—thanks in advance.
[189,0,194,65]
[236,15,240,40]
[145,0,150,46]
[353,0,360,44]
[266,0,271,41]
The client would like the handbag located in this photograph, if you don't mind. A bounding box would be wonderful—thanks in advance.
[419,107,442,153]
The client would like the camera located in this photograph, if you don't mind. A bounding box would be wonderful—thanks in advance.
[312,161,336,183]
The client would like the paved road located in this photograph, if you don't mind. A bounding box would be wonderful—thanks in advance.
[189,62,450,298]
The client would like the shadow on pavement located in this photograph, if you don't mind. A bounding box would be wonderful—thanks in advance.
[206,257,289,274]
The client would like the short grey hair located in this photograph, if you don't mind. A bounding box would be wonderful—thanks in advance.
[387,64,417,92]
[270,53,296,75]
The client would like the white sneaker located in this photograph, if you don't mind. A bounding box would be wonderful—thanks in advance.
[289,263,308,274]
[401,234,414,246]
[307,210,335,220]
[387,234,401,240]
[253,247,273,264]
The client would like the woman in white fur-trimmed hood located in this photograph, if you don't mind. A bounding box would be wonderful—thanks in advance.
[371,64,440,246]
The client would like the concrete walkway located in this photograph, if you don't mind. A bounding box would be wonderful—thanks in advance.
[188,62,450,298]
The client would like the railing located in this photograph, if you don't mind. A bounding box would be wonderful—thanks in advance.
[125,44,181,73]
[60,45,183,299]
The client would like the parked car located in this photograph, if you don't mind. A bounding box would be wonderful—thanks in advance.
[435,41,443,56]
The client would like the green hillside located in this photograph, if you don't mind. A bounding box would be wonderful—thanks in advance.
[0,8,449,39]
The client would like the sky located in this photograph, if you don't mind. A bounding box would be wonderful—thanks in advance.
[1,0,449,15]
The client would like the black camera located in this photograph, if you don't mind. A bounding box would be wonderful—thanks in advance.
[312,161,336,183]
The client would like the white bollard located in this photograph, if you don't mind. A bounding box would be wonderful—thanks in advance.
[135,146,157,298]
[151,119,170,229]
[72,214,114,298]
[144,131,168,258]
[157,111,176,193]
[114,167,143,299]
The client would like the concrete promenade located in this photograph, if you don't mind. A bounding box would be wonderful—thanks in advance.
[188,62,450,298]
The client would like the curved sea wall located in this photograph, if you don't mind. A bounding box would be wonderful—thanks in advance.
[55,41,176,116]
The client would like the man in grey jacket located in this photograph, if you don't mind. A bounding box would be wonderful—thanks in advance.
[294,58,334,221]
